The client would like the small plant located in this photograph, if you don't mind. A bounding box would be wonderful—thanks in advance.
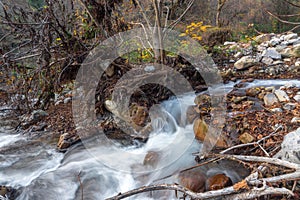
[180,21,213,41]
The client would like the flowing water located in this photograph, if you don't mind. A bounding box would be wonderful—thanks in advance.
[1,79,299,200]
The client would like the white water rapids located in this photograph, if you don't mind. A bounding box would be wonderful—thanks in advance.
[1,79,300,199]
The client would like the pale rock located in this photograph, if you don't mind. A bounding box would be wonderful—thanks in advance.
[275,127,300,164]
[264,93,278,106]
[262,48,281,60]
[291,117,300,123]
[268,38,281,47]
[234,56,257,70]
[274,90,290,102]
[64,97,72,104]
[270,108,283,113]
[293,94,300,102]
[288,38,300,45]
[224,41,237,46]
[295,61,300,67]
[284,82,296,88]
[283,103,296,110]
[257,45,267,52]
[273,60,284,65]
[283,58,292,62]
[234,51,243,58]
[144,65,155,72]
[280,48,293,58]
[261,57,273,65]
[255,34,274,43]
[283,33,298,41]
[292,45,300,57]
[275,44,287,52]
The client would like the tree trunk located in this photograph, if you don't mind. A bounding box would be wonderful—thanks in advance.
[153,0,165,63]
[216,0,226,27]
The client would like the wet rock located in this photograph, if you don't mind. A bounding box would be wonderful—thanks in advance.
[186,105,199,124]
[178,169,207,192]
[261,57,273,65]
[262,48,281,60]
[275,127,300,164]
[291,117,300,123]
[193,118,228,148]
[274,90,290,102]
[239,132,254,144]
[206,173,232,191]
[193,118,208,142]
[293,94,300,102]
[143,150,160,167]
[234,56,257,70]
[246,88,260,97]
[21,109,48,129]
[57,132,80,151]
[263,93,278,106]
[232,96,247,104]
[283,103,296,110]
[0,185,17,200]
[284,82,296,89]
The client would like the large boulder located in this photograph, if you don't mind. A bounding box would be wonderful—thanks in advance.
[262,48,281,60]
[275,127,300,164]
[263,93,278,106]
[234,56,257,70]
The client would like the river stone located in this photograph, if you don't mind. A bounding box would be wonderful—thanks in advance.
[234,56,257,70]
[274,90,290,102]
[239,132,254,144]
[262,48,281,60]
[280,48,293,58]
[178,169,207,193]
[293,95,300,102]
[268,38,281,47]
[283,33,298,41]
[270,108,283,113]
[295,61,300,67]
[206,173,232,191]
[193,118,228,148]
[143,150,160,167]
[263,93,278,106]
[261,57,273,65]
[283,103,296,110]
[288,38,300,46]
[255,34,274,44]
[275,127,300,164]
[292,45,300,57]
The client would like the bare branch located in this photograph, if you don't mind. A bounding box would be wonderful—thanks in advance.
[166,0,195,31]
[266,10,300,25]
[135,0,152,29]
[283,0,300,8]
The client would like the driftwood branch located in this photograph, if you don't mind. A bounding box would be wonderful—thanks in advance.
[106,154,300,200]
[266,10,300,25]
